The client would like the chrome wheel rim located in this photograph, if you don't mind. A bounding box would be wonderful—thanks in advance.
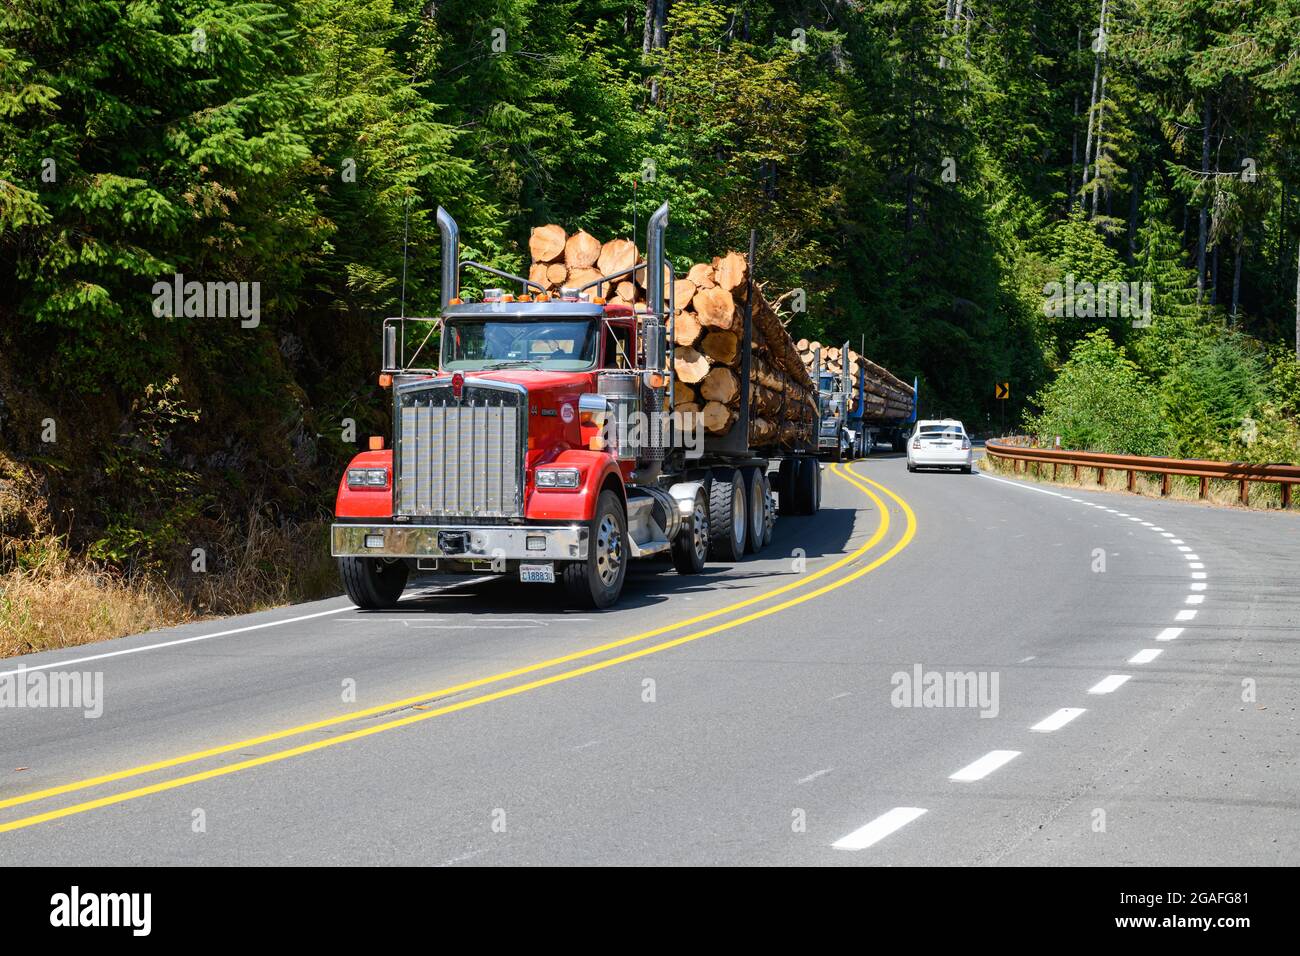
[692,500,708,558]
[595,513,623,586]
[731,482,745,544]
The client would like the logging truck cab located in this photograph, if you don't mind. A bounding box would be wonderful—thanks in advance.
[333,203,808,610]
[813,342,855,461]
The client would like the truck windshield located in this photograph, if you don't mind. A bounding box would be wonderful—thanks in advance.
[442,319,599,371]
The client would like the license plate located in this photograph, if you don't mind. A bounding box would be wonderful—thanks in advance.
[519,563,555,584]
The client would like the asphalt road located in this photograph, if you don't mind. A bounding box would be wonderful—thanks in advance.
[1,453,1296,865]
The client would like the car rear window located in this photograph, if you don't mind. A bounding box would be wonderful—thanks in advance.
[919,426,964,439]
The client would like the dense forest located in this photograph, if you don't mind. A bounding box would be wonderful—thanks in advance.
[1,1,1298,636]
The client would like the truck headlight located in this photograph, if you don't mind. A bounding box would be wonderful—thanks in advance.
[535,467,580,489]
[347,467,389,489]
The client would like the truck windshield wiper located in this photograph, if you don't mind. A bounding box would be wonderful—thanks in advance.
[480,360,540,369]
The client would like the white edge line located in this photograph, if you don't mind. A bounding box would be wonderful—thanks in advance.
[0,606,356,677]
[0,576,508,678]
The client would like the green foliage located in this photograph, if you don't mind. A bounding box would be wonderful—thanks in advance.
[1025,330,1169,455]
[1159,336,1263,458]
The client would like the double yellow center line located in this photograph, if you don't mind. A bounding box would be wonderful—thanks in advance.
[0,462,915,834]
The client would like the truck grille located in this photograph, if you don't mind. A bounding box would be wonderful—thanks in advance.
[395,379,526,518]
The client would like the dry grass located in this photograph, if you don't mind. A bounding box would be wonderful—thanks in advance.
[0,455,339,659]
[978,452,1297,512]
[0,547,190,658]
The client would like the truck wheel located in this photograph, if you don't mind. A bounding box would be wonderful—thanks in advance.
[743,467,766,554]
[562,489,627,609]
[760,472,775,546]
[777,458,800,516]
[338,557,408,610]
[792,456,820,515]
[708,468,747,561]
[671,488,708,574]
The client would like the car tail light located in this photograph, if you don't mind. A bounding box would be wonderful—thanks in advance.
[962,437,971,450]
[911,438,921,449]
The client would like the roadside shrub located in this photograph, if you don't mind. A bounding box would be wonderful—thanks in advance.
[1023,330,1169,455]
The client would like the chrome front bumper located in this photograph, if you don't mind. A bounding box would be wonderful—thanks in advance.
[331,523,589,561]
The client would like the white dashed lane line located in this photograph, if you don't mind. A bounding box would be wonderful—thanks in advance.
[1089,674,1132,694]
[845,469,1213,853]
[832,807,928,851]
[1128,648,1163,664]
[1030,708,1086,733]
[950,750,1021,782]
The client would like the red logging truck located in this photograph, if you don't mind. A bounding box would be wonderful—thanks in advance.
[331,203,822,609]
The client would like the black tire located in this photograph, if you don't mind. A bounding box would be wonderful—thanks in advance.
[743,466,766,554]
[777,458,800,516]
[708,468,747,561]
[760,471,775,546]
[811,458,822,513]
[907,461,917,473]
[961,465,973,474]
[338,556,408,610]
[791,456,819,515]
[562,489,627,609]
[671,488,708,574]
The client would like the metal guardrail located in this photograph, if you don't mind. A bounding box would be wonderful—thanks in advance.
[984,437,1300,507]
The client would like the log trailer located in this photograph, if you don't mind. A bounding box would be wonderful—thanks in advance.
[331,203,823,609]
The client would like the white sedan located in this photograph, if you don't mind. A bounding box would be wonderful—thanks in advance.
[906,419,973,473]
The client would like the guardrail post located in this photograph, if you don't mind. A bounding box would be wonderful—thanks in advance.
[1160,473,1170,497]
[1072,464,1078,480]
[1126,469,1135,492]
[1285,483,1293,509]
[1239,480,1249,505]
[1198,476,1208,499]
[1097,467,1105,486]
[1052,462,1058,480]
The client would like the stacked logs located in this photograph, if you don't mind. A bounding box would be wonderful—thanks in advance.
[796,341,914,421]
[528,225,816,448]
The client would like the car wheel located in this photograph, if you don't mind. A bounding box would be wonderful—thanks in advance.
[671,488,709,574]
[562,489,627,609]
[708,468,747,561]
[339,557,408,610]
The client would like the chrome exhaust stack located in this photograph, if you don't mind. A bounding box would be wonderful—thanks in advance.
[644,202,669,372]
[437,206,460,309]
